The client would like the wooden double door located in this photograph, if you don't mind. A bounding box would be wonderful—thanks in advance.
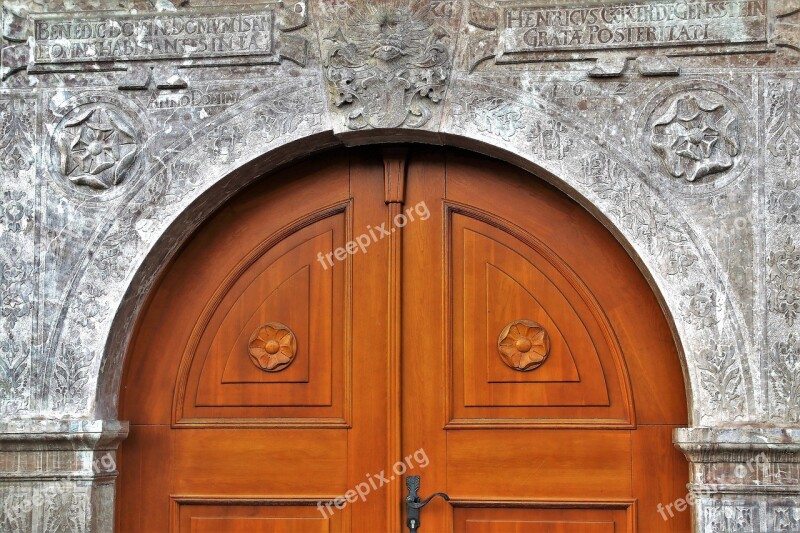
[118,147,690,532]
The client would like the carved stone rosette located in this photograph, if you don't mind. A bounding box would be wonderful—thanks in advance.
[248,322,297,372]
[497,320,551,372]
[54,104,140,190]
[650,93,740,183]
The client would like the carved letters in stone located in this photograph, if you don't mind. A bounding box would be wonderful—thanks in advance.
[53,104,141,190]
[322,2,451,129]
[650,93,741,182]
[466,0,769,71]
[501,1,768,56]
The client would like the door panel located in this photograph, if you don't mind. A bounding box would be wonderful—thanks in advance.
[170,429,347,495]
[446,430,631,499]
[177,209,348,423]
[176,503,343,533]
[118,148,689,532]
[449,210,633,425]
[454,507,632,533]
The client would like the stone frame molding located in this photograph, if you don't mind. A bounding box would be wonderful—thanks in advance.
[0,0,798,531]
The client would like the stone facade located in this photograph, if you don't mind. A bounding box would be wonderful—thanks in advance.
[0,0,798,531]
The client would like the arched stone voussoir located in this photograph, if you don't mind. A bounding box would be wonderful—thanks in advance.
[45,84,752,429]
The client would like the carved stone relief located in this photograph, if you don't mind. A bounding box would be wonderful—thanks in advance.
[319,0,454,130]
[0,94,35,418]
[650,93,740,182]
[705,503,756,533]
[0,1,797,532]
[48,93,148,198]
[448,78,752,422]
[765,75,800,425]
[641,80,748,193]
[767,79,800,167]
[770,504,800,532]
[54,105,140,190]
[768,237,800,328]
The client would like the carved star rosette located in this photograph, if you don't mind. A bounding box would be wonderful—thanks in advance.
[642,82,749,191]
[248,322,297,372]
[54,104,140,191]
[497,320,551,372]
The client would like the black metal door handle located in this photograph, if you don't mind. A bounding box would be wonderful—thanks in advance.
[405,475,450,532]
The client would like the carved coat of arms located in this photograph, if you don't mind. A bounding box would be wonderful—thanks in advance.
[322,2,451,130]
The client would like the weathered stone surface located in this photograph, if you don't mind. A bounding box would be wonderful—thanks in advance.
[0,0,798,531]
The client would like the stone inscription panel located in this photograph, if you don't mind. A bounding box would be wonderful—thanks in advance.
[501,0,767,55]
[31,8,276,66]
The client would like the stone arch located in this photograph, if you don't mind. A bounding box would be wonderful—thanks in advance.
[37,75,753,428]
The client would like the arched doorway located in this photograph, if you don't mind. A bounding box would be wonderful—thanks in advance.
[117,146,689,532]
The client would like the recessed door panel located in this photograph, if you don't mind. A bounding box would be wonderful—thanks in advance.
[449,208,633,427]
[175,502,343,533]
[454,507,631,533]
[176,209,349,426]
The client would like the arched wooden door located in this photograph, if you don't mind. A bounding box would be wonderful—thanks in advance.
[117,147,690,532]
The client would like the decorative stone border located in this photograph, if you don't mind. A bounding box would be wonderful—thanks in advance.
[0,0,798,531]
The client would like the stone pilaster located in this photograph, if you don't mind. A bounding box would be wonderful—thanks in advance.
[0,420,128,532]
[675,428,800,532]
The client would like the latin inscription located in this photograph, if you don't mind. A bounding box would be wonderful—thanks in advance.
[32,10,275,65]
[502,0,767,53]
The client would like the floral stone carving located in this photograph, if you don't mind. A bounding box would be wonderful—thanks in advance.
[55,105,140,190]
[248,322,297,372]
[650,94,740,182]
[497,320,551,372]
[322,2,451,130]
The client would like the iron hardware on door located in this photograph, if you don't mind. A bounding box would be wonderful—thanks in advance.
[405,475,450,532]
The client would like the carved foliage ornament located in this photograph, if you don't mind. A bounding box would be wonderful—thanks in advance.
[650,94,740,182]
[770,334,800,422]
[248,322,297,372]
[497,320,550,372]
[55,105,140,190]
[768,236,800,326]
[767,79,800,167]
[322,1,451,130]
[0,98,34,174]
